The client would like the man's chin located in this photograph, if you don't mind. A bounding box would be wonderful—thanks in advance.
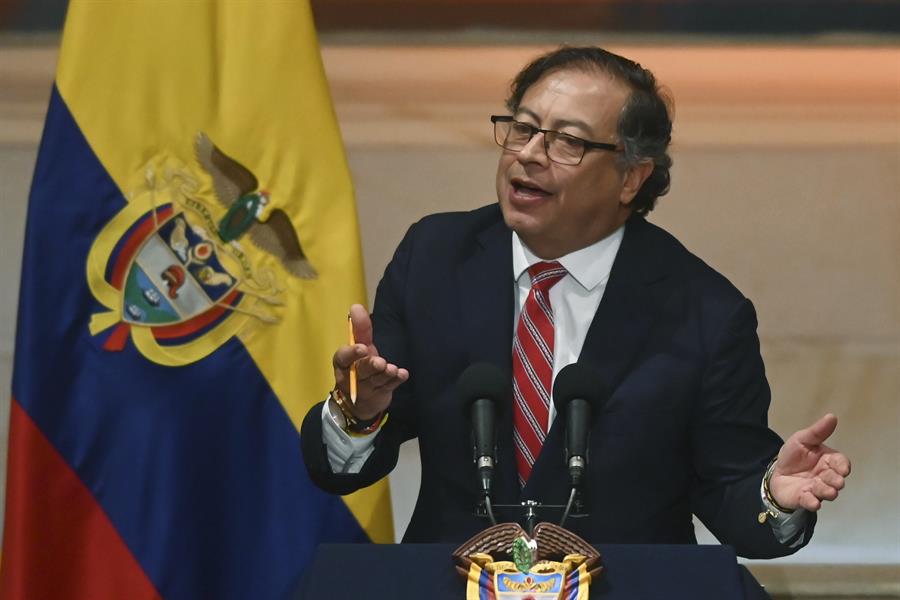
[500,198,541,227]
[500,207,534,235]
[503,217,548,247]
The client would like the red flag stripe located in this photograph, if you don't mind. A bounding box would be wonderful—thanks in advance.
[0,399,162,600]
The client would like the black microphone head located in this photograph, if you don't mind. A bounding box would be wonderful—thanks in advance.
[458,363,509,500]
[552,362,609,413]
[457,362,511,417]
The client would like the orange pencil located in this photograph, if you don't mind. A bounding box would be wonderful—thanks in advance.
[348,314,357,404]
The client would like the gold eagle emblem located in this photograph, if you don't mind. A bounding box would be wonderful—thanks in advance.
[194,132,317,279]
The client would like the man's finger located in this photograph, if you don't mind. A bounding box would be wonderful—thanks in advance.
[356,355,388,378]
[379,369,410,392]
[810,477,839,501]
[365,364,400,388]
[349,304,374,346]
[825,452,852,477]
[369,369,409,394]
[333,344,368,370]
[794,413,838,447]
[798,491,822,512]
[818,469,845,491]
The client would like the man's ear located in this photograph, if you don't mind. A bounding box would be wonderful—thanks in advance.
[620,160,654,206]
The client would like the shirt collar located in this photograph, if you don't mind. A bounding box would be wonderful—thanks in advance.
[512,225,625,292]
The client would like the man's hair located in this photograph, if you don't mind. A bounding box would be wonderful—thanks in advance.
[506,46,673,216]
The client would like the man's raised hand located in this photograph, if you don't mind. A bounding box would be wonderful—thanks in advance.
[332,304,409,420]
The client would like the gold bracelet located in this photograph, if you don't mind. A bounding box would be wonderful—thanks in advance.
[329,387,359,429]
[763,457,795,514]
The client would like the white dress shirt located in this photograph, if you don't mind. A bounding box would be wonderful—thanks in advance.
[512,225,624,429]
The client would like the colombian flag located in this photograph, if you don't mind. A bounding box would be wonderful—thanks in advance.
[1,2,392,598]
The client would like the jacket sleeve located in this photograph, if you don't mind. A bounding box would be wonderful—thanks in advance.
[300,222,420,495]
[690,298,816,558]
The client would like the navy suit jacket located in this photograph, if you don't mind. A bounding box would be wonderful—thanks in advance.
[301,204,814,558]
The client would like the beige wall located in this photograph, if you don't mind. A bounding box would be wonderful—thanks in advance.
[332,44,900,568]
[1,38,898,589]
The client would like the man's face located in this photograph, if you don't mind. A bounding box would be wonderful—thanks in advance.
[496,68,638,259]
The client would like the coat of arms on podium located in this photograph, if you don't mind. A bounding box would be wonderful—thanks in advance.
[453,522,603,600]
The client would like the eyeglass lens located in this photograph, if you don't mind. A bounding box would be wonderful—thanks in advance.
[494,120,585,165]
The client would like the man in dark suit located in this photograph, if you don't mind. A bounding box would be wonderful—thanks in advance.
[301,47,850,558]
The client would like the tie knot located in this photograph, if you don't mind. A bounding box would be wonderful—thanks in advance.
[527,261,567,293]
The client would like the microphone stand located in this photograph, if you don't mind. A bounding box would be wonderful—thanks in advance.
[483,499,589,537]
[560,453,587,528]
[559,487,585,529]
[476,454,497,526]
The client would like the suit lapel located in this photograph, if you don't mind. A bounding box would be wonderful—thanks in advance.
[457,214,520,503]
[524,216,671,501]
[577,216,669,397]
[459,217,514,372]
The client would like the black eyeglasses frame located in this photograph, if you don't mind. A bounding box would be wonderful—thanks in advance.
[490,115,620,165]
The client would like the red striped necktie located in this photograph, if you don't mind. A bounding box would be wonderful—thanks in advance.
[512,260,567,486]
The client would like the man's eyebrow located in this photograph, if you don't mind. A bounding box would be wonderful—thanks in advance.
[515,107,593,136]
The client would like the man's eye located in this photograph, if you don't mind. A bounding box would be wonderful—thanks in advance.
[511,123,534,137]
[556,134,583,149]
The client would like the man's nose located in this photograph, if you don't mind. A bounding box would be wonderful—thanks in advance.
[517,131,549,165]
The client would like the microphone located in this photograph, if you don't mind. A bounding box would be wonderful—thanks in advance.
[552,363,609,488]
[457,363,510,499]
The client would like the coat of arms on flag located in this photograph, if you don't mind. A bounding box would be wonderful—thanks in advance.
[87,134,317,366]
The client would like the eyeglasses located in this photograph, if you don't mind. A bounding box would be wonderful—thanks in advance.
[491,115,620,166]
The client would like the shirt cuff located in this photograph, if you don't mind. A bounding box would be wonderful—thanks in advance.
[760,475,809,547]
[321,398,378,474]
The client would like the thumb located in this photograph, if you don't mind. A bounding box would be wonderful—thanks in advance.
[795,413,838,447]
[349,303,374,346]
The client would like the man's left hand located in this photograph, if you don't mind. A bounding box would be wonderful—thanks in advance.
[768,413,851,512]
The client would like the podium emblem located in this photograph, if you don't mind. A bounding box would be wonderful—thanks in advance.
[454,522,602,600]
